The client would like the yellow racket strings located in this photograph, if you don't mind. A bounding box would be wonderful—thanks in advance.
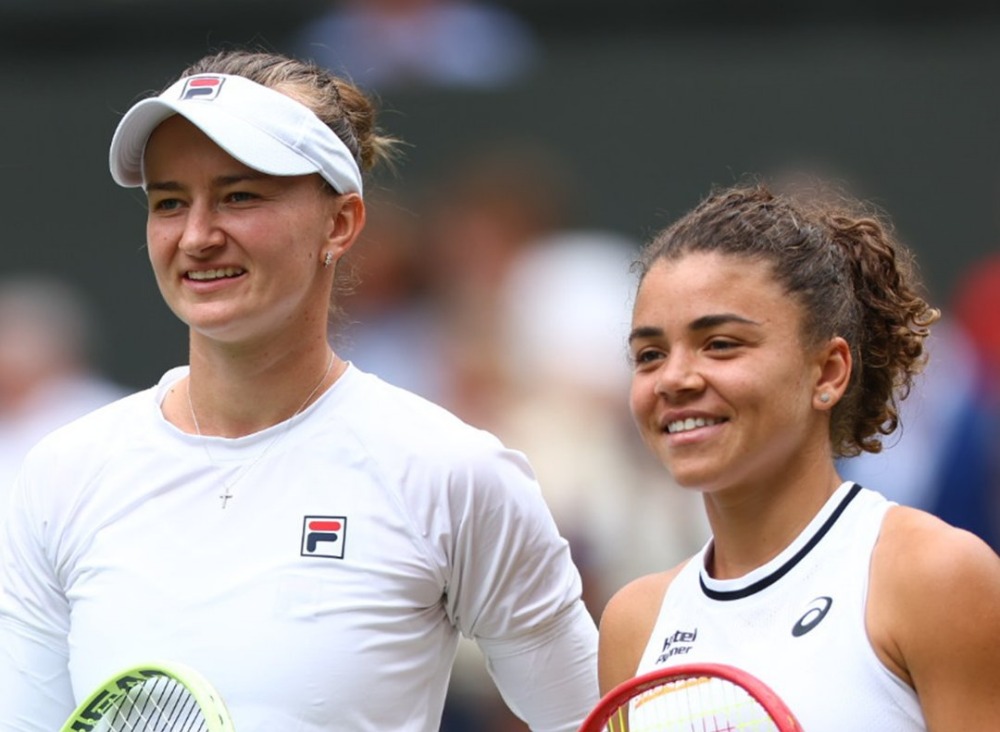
[100,675,208,732]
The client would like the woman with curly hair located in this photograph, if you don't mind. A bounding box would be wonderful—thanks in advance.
[598,177,1000,730]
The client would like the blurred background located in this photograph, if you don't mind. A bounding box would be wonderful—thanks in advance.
[3,1,1000,729]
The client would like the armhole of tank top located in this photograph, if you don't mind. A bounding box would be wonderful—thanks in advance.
[861,501,922,712]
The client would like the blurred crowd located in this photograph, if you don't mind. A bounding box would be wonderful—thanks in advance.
[1,1,998,729]
[0,276,126,514]
[292,0,539,92]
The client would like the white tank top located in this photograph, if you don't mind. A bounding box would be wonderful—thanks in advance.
[636,482,926,731]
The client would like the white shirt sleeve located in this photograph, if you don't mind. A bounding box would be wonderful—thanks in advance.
[480,602,599,732]
[441,444,600,730]
[0,466,75,731]
[0,626,73,731]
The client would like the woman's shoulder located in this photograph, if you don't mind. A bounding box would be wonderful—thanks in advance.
[869,505,1000,692]
[339,366,506,452]
[598,559,692,693]
[875,504,999,583]
[601,561,690,631]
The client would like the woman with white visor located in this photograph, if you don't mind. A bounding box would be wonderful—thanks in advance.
[0,49,598,732]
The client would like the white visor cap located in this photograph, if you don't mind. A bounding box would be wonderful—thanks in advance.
[109,73,363,196]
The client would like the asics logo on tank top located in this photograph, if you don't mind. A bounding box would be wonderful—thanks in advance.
[654,628,699,664]
[791,596,833,637]
[300,515,348,559]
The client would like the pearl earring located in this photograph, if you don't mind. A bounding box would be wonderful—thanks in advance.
[323,252,334,268]
[819,393,831,404]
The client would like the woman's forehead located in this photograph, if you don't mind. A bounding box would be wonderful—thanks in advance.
[633,254,798,326]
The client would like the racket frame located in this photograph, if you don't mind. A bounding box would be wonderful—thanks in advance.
[60,659,235,732]
[579,662,802,732]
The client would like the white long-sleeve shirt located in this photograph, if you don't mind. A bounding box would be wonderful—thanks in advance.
[0,364,598,731]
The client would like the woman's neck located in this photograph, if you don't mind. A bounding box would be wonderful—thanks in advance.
[171,334,342,438]
[701,464,844,580]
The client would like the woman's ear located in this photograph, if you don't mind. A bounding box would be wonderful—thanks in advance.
[325,193,366,264]
[813,336,851,409]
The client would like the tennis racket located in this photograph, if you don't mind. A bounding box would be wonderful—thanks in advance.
[60,660,235,732]
[579,663,802,732]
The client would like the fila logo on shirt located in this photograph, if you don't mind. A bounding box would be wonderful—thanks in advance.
[180,76,225,101]
[655,627,698,664]
[301,515,348,559]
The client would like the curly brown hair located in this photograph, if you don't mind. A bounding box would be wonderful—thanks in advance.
[636,177,940,457]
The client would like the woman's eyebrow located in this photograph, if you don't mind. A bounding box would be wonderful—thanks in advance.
[628,313,760,344]
[689,313,760,331]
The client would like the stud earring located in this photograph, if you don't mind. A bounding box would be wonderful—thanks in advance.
[323,252,334,268]
[819,393,831,404]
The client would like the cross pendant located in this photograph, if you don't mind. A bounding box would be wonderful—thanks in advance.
[220,487,233,509]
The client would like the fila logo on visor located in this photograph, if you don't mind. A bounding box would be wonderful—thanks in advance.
[180,76,225,101]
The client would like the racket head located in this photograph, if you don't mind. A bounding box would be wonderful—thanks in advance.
[60,659,235,732]
[579,662,802,732]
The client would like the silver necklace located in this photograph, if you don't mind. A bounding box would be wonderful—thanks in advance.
[187,350,336,508]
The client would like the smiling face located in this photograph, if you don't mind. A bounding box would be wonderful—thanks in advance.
[142,115,352,348]
[629,251,839,496]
